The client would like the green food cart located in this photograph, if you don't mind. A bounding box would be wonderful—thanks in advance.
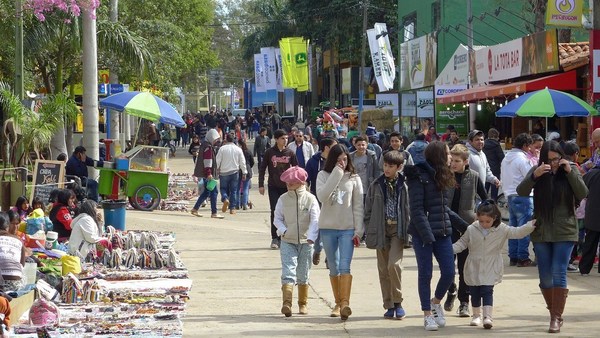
[98,145,169,211]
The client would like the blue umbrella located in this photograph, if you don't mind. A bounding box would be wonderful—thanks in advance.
[100,91,185,127]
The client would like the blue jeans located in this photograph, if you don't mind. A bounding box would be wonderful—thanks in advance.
[280,241,313,285]
[470,285,494,307]
[412,235,456,311]
[533,241,574,289]
[320,229,355,276]
[193,179,218,214]
[82,177,99,202]
[219,172,239,210]
[508,196,533,260]
[238,177,251,207]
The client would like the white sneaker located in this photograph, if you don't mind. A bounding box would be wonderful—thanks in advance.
[430,300,446,327]
[424,315,439,331]
[483,316,493,329]
[470,315,482,326]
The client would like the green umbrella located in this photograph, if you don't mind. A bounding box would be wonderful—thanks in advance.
[496,88,598,117]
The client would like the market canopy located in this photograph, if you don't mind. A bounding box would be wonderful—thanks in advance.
[436,70,576,104]
[100,91,185,127]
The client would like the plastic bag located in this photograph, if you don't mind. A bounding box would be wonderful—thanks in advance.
[61,255,81,276]
[29,298,60,327]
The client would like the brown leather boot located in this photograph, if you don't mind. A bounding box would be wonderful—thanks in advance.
[298,284,309,315]
[329,276,341,317]
[339,274,353,320]
[549,288,568,333]
[281,284,293,317]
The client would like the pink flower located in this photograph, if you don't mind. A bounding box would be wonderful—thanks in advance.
[25,0,99,21]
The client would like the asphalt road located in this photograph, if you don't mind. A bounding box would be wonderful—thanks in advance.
[123,142,600,337]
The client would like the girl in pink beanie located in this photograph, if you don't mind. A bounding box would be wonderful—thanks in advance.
[274,166,320,317]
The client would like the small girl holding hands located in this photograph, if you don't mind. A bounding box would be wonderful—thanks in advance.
[274,166,320,317]
[453,200,536,329]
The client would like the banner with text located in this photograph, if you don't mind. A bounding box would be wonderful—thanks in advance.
[261,47,277,91]
[546,0,583,27]
[254,53,266,92]
[279,37,310,92]
[275,48,285,92]
[375,93,399,116]
[434,85,469,136]
[416,90,434,118]
[400,33,437,90]
[471,29,559,85]
[367,22,396,92]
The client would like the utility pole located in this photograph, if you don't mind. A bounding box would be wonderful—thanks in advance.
[14,0,24,100]
[358,0,369,135]
[467,0,476,130]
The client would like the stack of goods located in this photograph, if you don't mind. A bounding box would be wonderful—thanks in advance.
[11,229,191,337]
[160,173,198,212]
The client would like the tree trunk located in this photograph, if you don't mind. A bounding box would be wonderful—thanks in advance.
[109,0,121,154]
[310,44,318,110]
[329,46,335,109]
[83,10,100,172]
[49,128,67,159]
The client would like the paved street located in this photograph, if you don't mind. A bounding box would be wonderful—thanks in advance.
[123,144,600,337]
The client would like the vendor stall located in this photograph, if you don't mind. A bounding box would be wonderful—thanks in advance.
[98,146,169,211]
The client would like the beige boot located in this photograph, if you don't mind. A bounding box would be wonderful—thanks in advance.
[549,288,568,333]
[339,274,353,320]
[281,284,293,317]
[470,307,482,326]
[482,305,493,329]
[329,276,341,317]
[298,284,309,315]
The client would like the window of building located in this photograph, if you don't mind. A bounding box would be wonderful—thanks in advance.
[431,1,441,31]
[403,12,416,42]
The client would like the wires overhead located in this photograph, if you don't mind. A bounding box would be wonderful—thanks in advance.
[496,6,544,33]
[472,14,514,40]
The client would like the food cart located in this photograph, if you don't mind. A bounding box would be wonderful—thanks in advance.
[98,145,169,211]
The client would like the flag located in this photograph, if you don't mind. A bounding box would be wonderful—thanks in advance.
[367,23,396,92]
[279,37,309,92]
[254,53,266,92]
[261,47,277,91]
[275,48,284,92]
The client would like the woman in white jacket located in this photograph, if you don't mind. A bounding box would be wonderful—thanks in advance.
[68,201,110,259]
[316,144,364,320]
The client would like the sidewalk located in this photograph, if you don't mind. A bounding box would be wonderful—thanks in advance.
[123,144,600,337]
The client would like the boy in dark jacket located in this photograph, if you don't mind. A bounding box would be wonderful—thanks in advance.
[482,128,504,200]
[364,150,410,320]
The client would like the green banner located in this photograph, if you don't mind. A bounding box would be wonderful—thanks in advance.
[435,104,469,137]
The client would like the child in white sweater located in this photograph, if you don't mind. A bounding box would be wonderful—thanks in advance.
[274,166,320,317]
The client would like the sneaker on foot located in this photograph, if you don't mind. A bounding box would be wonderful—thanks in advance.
[470,315,482,326]
[383,308,395,319]
[190,209,201,217]
[567,263,579,273]
[221,199,230,212]
[395,306,406,320]
[430,300,446,327]
[509,258,518,266]
[312,252,320,265]
[517,258,536,267]
[211,214,225,219]
[424,315,439,331]
[242,205,248,210]
[483,316,493,329]
[444,289,457,312]
[270,238,280,249]
[458,302,470,317]
[230,209,236,215]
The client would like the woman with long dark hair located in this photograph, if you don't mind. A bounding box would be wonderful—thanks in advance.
[316,144,364,320]
[49,189,76,240]
[404,141,461,331]
[517,140,587,333]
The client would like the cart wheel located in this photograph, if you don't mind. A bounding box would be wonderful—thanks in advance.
[129,185,161,211]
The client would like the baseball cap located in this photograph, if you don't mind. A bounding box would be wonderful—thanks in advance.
[468,129,484,141]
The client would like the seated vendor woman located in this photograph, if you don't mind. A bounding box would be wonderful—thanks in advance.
[0,212,26,292]
[49,189,76,241]
[68,200,111,258]
[66,146,103,202]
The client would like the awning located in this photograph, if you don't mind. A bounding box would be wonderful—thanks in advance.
[436,70,577,104]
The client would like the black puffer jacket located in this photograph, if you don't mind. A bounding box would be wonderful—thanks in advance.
[404,162,468,245]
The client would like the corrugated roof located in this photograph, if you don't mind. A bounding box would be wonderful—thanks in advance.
[559,42,589,71]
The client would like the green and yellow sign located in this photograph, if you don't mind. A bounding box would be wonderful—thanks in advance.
[546,0,583,27]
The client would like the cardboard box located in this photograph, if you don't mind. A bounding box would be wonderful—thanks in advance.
[8,289,35,322]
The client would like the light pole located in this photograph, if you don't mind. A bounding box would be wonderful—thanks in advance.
[14,0,24,100]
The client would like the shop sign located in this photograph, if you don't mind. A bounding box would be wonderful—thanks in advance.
[435,44,471,86]
[416,90,434,118]
[435,104,469,136]
[401,92,416,117]
[400,33,437,90]
[471,29,559,85]
[546,0,583,28]
[375,94,399,116]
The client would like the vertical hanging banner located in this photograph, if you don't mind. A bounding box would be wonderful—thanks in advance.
[275,48,285,92]
[546,0,583,27]
[367,23,396,92]
[254,53,266,93]
[279,37,310,92]
[261,47,277,91]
